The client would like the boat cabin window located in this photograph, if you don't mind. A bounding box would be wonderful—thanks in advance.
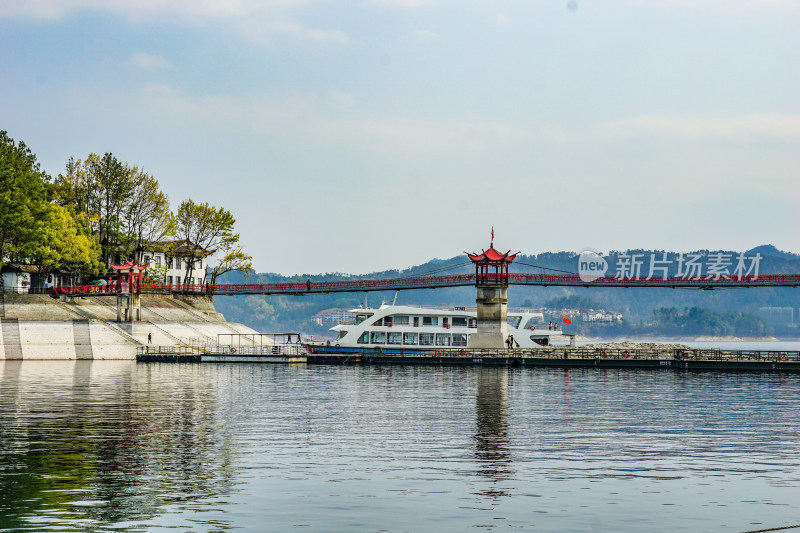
[387,332,402,345]
[337,331,348,340]
[422,316,438,326]
[403,333,418,345]
[435,334,451,346]
[507,316,521,328]
[468,318,477,328]
[413,317,419,327]
[394,315,409,325]
[355,313,373,325]
[419,333,434,346]
[357,332,369,344]
[442,317,449,328]
[370,331,386,344]
[451,316,467,327]
[452,334,467,347]
[372,317,385,326]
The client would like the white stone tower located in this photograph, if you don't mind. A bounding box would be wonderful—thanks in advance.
[465,233,518,349]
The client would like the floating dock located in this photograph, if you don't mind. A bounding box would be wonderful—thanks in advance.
[136,344,307,363]
[305,346,800,372]
[137,344,800,372]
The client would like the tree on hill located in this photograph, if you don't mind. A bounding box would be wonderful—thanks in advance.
[0,130,50,266]
[208,243,253,285]
[175,199,250,285]
[543,294,602,310]
[30,204,104,282]
[53,153,173,264]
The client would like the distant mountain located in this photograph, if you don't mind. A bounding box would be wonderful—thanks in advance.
[746,244,799,260]
[214,245,800,337]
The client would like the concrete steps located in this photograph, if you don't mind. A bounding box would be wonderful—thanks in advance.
[167,297,215,322]
[72,319,93,359]
[1,318,22,359]
[145,321,185,345]
[50,297,139,345]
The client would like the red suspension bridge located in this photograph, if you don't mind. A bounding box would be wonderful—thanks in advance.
[49,238,800,297]
[52,272,800,297]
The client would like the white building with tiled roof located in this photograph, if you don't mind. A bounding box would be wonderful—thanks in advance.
[140,240,209,285]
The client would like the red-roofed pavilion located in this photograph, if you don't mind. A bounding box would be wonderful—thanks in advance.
[110,260,148,294]
[465,245,518,285]
[464,232,519,349]
[110,260,148,322]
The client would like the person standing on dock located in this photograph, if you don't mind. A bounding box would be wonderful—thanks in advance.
[306,278,312,292]
[148,332,152,344]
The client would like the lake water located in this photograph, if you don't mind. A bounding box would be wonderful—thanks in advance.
[2,360,800,532]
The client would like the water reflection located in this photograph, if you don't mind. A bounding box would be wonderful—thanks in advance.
[3,362,800,532]
[0,361,238,532]
[473,368,512,499]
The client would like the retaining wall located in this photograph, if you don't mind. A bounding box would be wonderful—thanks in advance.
[0,293,258,360]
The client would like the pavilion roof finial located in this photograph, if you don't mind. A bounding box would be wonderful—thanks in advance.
[491,226,494,247]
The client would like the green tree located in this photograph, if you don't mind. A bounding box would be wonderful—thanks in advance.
[93,152,135,261]
[0,131,50,266]
[29,204,104,284]
[208,244,253,285]
[53,153,174,264]
[123,168,175,262]
[175,199,241,284]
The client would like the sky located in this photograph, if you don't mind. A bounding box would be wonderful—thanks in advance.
[1,0,798,275]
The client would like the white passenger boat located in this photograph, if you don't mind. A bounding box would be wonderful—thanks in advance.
[317,304,564,353]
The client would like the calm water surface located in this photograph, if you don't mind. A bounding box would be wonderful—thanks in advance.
[1,360,800,532]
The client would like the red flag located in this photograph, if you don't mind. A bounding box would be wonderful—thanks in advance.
[563,316,572,325]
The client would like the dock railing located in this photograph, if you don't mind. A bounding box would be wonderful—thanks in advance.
[138,344,308,357]
[374,347,799,362]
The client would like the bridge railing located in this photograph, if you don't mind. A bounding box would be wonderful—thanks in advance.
[50,272,800,296]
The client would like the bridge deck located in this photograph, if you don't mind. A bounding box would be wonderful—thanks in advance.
[52,273,800,296]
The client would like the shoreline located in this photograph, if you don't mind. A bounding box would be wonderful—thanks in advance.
[572,335,797,343]
[0,292,262,360]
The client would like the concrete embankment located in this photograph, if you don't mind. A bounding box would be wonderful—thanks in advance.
[0,292,260,360]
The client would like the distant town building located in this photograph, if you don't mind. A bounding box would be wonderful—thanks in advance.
[140,240,209,285]
[312,308,357,326]
[543,307,623,323]
[757,307,794,326]
[582,310,624,322]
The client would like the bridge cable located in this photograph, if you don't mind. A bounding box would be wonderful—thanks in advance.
[513,260,579,276]
[396,261,473,278]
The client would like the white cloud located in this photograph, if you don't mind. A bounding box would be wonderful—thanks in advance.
[414,29,439,41]
[0,0,348,47]
[370,0,437,7]
[128,52,171,70]
[622,0,800,12]
[327,91,355,108]
[0,0,312,20]
[495,13,509,25]
[122,85,800,158]
[600,114,800,144]
[239,19,348,46]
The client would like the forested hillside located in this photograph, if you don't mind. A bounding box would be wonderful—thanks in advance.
[214,245,800,339]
